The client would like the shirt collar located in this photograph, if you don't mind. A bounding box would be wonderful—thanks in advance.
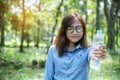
[65,44,82,52]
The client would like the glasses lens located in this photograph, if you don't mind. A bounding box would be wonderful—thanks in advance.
[76,26,83,33]
[67,27,73,33]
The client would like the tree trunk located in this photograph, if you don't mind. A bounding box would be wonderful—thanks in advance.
[104,0,120,50]
[115,1,120,48]
[118,18,120,48]
[115,18,119,48]
[84,0,88,24]
[50,0,63,44]
[0,21,5,47]
[64,5,68,15]
[96,0,100,31]
[0,13,5,47]
[35,1,41,48]
[0,1,6,47]
[36,19,40,48]
[20,0,25,52]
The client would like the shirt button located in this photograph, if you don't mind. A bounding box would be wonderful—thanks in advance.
[80,54,82,56]
[68,66,70,69]
[67,75,69,78]
[68,58,71,60]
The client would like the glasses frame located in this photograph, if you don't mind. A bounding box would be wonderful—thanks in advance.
[66,26,83,34]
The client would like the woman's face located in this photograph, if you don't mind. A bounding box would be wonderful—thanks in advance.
[66,19,83,45]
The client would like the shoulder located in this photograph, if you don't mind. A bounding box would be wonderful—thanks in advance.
[49,45,57,51]
[47,45,59,58]
[87,45,92,49]
[48,45,58,54]
[83,45,92,52]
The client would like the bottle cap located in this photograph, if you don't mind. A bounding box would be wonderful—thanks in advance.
[97,30,102,34]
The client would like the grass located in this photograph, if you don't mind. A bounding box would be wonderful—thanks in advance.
[0,47,47,80]
[0,67,44,80]
[89,53,120,80]
[0,47,120,80]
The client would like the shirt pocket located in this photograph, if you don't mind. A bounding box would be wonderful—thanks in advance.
[54,58,68,78]
[74,53,88,67]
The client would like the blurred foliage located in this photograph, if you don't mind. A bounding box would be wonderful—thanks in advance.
[0,48,120,80]
[0,47,47,69]
[0,47,47,80]
[0,0,109,47]
[89,49,120,80]
[0,0,120,80]
[0,0,119,49]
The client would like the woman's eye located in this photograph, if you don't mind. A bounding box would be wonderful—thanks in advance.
[76,26,83,32]
[67,27,73,33]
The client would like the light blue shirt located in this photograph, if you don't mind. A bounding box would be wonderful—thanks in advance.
[44,44,91,80]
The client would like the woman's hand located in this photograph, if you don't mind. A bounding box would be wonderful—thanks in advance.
[92,45,107,60]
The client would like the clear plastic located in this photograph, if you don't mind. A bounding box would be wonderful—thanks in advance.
[90,30,104,70]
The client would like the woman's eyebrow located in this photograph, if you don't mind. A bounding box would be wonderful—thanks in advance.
[69,25,82,27]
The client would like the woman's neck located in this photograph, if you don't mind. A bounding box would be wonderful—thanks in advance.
[68,43,76,50]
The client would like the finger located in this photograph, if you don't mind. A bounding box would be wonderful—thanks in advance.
[101,56,106,60]
[92,49,107,54]
[101,55,106,60]
[100,49,107,56]
[102,49,107,54]
[92,50,106,58]
[99,45,106,49]
[94,54,106,59]
[94,54,101,58]
[92,50,102,54]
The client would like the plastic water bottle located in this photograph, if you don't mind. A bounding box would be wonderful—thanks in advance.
[90,30,104,70]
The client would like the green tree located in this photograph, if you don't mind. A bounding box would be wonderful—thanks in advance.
[10,13,21,45]
[104,0,120,50]
[96,0,100,31]
[50,0,64,44]
[20,0,25,52]
[0,0,9,47]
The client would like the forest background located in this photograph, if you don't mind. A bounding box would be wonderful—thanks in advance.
[0,0,120,80]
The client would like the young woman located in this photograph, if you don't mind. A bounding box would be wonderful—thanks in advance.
[44,12,106,80]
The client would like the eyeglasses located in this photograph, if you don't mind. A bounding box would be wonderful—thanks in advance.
[66,26,83,33]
